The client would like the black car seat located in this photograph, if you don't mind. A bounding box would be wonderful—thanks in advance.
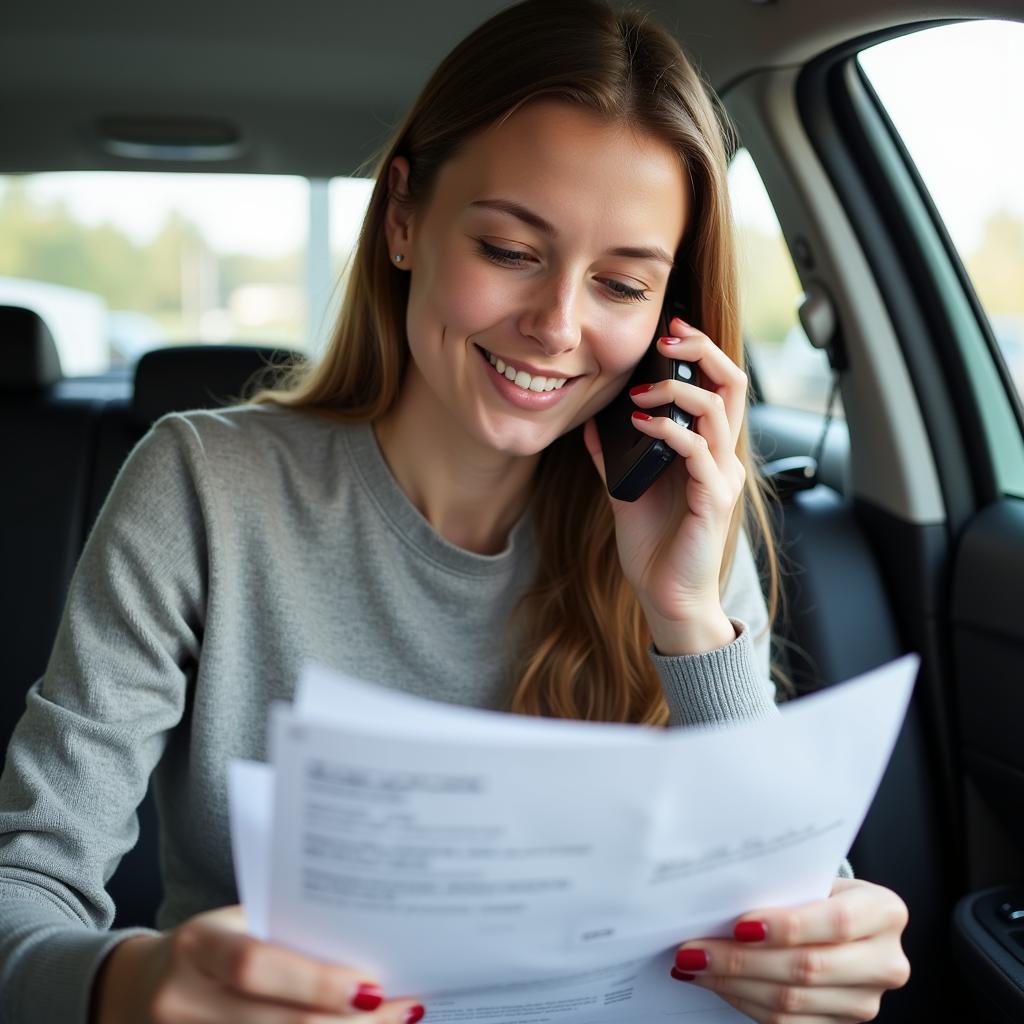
[1,326,300,928]
[756,416,949,1024]
[0,307,103,737]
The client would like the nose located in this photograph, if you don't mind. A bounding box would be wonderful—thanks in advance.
[517,273,582,357]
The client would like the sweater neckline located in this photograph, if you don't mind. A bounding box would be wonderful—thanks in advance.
[343,418,534,578]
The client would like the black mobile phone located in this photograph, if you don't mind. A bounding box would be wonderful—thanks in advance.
[594,298,698,502]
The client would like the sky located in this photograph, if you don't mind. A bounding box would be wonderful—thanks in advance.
[3,19,1021,263]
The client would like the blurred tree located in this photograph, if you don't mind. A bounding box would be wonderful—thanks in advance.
[220,250,301,306]
[733,224,803,346]
[0,184,302,320]
[964,208,1024,315]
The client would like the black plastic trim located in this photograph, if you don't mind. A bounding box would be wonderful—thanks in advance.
[954,887,1024,1024]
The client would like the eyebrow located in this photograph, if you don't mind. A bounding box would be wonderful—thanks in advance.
[469,198,676,268]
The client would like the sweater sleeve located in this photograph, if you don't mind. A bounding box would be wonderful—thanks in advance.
[0,415,209,1024]
[646,530,855,879]
[648,528,776,728]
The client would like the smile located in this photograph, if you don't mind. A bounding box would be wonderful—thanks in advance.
[479,347,570,392]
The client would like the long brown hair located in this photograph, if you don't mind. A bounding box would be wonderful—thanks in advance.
[253,0,782,724]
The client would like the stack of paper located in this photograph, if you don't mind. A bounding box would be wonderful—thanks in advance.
[228,654,918,1023]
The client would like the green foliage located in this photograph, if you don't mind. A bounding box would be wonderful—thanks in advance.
[964,208,1024,315]
[733,225,804,346]
[0,182,301,316]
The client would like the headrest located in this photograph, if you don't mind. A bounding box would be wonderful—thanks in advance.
[132,344,304,425]
[0,306,62,390]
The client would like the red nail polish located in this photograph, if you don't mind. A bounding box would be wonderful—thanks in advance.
[675,948,708,972]
[660,335,682,345]
[352,983,384,1011]
[405,1005,426,1023]
[629,384,655,395]
[735,920,767,943]
[670,967,697,982]
[631,411,652,421]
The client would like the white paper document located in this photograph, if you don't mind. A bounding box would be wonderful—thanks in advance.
[228,653,918,1022]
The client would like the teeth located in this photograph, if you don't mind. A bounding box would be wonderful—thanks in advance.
[485,348,568,393]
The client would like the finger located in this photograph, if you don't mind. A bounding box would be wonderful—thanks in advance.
[181,923,382,1013]
[168,982,425,1024]
[630,379,734,462]
[582,417,608,488]
[712,989,865,1024]
[681,972,883,1023]
[630,412,737,510]
[732,879,910,948]
[674,934,907,989]
[658,326,747,447]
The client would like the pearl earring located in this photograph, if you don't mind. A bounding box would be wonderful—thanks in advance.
[393,253,404,264]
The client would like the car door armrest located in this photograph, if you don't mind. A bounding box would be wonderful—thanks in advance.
[952,886,1024,1024]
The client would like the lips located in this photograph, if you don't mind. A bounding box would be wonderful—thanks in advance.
[474,342,580,409]
[474,343,578,382]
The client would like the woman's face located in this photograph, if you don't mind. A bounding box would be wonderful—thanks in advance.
[387,100,691,458]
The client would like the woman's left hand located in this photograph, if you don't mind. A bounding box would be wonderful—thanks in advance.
[583,317,748,653]
[672,878,911,1023]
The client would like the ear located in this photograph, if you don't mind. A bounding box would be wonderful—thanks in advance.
[384,156,415,270]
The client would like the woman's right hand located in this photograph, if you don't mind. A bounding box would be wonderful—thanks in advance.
[93,905,425,1023]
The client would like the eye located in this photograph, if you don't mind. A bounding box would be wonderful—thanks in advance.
[600,278,649,303]
[477,239,534,266]
[477,238,650,304]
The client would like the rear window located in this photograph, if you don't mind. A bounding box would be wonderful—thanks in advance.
[0,172,373,375]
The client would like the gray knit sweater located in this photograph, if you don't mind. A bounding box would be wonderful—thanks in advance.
[0,404,824,1023]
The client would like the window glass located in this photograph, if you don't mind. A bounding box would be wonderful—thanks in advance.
[859,21,1024,407]
[322,176,375,340]
[728,150,839,415]
[0,172,308,375]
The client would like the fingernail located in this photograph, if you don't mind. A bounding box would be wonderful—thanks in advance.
[672,317,694,330]
[735,920,767,943]
[631,411,652,421]
[659,335,683,345]
[405,1005,426,1023]
[352,983,384,1011]
[670,967,697,982]
[675,948,709,972]
[629,384,655,395]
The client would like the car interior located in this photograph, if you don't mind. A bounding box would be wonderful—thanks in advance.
[2,1,1023,1021]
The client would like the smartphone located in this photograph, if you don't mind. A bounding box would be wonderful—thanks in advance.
[594,297,698,502]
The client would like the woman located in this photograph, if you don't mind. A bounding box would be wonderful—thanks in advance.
[0,2,910,1022]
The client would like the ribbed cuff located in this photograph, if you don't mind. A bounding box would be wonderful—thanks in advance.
[649,619,779,728]
[4,914,157,1024]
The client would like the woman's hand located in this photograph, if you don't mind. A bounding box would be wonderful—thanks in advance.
[671,878,910,1023]
[583,317,749,655]
[93,905,425,1024]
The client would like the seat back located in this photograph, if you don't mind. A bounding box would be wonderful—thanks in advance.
[0,307,101,739]
[2,334,300,927]
[772,482,947,1023]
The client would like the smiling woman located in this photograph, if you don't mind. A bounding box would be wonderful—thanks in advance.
[0,2,913,1024]
[384,102,687,457]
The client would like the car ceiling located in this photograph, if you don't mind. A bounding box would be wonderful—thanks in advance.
[1,0,1020,178]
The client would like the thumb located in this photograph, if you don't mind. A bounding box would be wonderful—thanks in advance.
[582,418,608,488]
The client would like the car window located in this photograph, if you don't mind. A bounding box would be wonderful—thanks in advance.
[859,20,1024,412]
[728,149,841,417]
[0,172,373,375]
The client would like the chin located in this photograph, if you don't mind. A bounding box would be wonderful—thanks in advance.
[473,415,565,459]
